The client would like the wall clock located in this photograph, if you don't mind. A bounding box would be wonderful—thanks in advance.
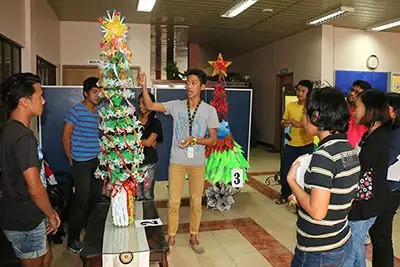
[367,55,379,70]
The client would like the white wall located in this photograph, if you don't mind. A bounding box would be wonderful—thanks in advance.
[321,25,335,84]
[31,0,61,72]
[319,25,400,86]
[232,26,323,145]
[0,0,26,46]
[234,25,400,145]
[61,22,151,84]
[0,0,61,75]
[1,0,60,136]
[331,26,400,73]
[198,46,218,75]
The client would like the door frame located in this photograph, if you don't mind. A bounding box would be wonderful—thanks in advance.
[274,72,294,152]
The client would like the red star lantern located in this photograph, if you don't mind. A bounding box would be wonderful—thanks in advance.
[208,53,232,78]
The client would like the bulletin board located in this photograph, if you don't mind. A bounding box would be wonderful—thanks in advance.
[388,72,400,93]
[335,70,388,93]
[39,86,252,181]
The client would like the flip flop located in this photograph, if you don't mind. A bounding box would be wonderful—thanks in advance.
[275,198,288,205]
[189,241,205,254]
[167,240,175,254]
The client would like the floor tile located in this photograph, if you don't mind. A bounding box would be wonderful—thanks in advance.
[197,255,236,267]
[231,251,272,267]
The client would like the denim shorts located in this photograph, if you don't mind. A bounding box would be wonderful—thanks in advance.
[2,220,47,259]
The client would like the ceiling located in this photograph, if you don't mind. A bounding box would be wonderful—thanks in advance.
[47,0,400,57]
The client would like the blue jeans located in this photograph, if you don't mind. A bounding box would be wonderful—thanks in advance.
[280,144,314,199]
[3,219,47,259]
[291,239,352,267]
[344,217,377,267]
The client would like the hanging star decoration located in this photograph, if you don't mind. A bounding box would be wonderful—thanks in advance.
[98,10,130,47]
[208,53,232,78]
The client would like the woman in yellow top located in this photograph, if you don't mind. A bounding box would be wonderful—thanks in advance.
[276,80,315,205]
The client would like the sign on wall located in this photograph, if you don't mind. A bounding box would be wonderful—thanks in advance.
[388,72,400,93]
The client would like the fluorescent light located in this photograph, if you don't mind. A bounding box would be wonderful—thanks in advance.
[137,0,156,12]
[368,19,400,31]
[221,0,258,18]
[306,6,354,26]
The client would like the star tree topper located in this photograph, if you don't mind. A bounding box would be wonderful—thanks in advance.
[208,53,232,78]
[98,10,131,47]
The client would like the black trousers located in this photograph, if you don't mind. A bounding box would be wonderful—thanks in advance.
[280,144,314,199]
[136,163,159,201]
[369,190,400,267]
[67,158,102,245]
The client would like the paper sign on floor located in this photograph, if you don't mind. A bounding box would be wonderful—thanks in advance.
[135,218,163,228]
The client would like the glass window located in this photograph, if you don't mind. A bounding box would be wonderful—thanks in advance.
[13,46,20,73]
[0,35,22,132]
[4,42,11,79]
[36,56,56,85]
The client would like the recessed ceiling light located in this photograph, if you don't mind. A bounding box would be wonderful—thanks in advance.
[367,18,400,31]
[221,0,259,18]
[306,6,354,26]
[262,8,273,12]
[137,0,156,12]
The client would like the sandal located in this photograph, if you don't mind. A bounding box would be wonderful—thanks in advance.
[167,240,175,254]
[189,240,205,254]
[275,198,288,205]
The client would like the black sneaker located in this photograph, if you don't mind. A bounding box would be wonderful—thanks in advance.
[68,240,83,254]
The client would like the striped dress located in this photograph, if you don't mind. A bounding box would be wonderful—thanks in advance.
[65,103,101,161]
[296,134,360,252]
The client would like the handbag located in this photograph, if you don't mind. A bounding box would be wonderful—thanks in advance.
[355,168,373,200]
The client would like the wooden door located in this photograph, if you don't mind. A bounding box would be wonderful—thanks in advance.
[63,65,99,86]
[274,73,294,152]
[62,65,141,86]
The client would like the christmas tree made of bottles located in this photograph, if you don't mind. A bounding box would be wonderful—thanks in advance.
[95,10,145,227]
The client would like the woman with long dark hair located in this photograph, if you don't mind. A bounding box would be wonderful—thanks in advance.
[368,93,400,267]
[344,89,390,267]
[136,92,163,200]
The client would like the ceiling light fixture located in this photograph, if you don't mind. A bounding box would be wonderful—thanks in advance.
[262,8,273,13]
[306,6,354,26]
[367,18,400,31]
[221,0,258,18]
[137,0,156,12]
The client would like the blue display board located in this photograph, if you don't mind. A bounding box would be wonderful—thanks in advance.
[335,70,388,94]
[40,86,143,174]
[40,86,252,181]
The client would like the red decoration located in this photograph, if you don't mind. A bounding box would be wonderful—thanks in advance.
[210,83,229,122]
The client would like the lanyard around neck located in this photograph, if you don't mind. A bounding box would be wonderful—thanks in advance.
[187,100,202,136]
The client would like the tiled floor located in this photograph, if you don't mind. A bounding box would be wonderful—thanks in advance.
[52,146,400,266]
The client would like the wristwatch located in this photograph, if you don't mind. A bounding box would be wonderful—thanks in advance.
[191,137,198,146]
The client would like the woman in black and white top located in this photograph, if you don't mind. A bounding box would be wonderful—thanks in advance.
[287,87,360,267]
[368,93,400,267]
[136,92,163,201]
[344,89,390,267]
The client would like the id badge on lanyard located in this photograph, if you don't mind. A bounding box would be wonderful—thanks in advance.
[187,147,195,159]
[186,100,202,159]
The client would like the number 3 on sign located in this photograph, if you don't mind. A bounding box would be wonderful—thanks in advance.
[231,169,244,188]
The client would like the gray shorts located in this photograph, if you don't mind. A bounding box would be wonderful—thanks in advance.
[2,220,47,259]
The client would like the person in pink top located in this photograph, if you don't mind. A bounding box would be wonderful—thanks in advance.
[347,80,371,148]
